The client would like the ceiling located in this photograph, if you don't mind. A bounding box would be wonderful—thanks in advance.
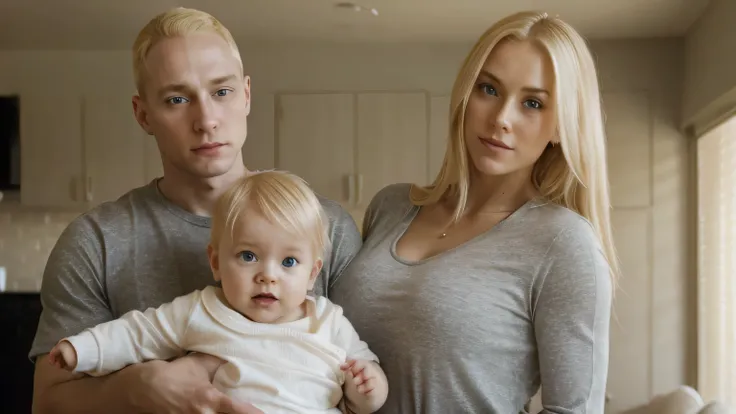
[0,0,713,50]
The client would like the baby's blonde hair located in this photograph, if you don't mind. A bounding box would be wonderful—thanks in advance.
[411,11,620,285]
[131,7,243,95]
[211,170,330,259]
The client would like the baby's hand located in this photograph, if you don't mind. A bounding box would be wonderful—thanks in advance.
[341,359,379,395]
[340,359,388,412]
[48,340,78,371]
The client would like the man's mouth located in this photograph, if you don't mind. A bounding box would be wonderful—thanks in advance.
[192,142,225,152]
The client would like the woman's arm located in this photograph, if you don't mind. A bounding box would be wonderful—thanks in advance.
[533,225,614,414]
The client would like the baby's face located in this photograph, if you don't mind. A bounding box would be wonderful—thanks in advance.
[208,210,321,324]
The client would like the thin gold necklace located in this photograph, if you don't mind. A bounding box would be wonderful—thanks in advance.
[438,209,516,239]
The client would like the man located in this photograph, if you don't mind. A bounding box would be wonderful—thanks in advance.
[29,7,362,414]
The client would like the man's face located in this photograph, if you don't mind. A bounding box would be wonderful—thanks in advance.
[133,32,250,180]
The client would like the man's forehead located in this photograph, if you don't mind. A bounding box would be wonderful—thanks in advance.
[142,33,241,90]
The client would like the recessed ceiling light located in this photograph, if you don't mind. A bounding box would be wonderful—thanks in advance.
[334,2,378,16]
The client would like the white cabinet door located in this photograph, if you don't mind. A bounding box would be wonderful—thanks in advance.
[276,93,355,206]
[20,92,84,207]
[83,93,148,206]
[356,92,428,209]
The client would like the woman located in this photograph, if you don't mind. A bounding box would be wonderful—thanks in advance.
[330,10,618,414]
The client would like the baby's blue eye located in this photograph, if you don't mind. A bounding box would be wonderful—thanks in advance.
[282,257,297,268]
[240,251,256,262]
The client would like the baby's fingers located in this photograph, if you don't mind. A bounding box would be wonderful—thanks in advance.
[357,377,376,394]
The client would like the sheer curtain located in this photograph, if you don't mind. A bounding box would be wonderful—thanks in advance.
[696,115,736,404]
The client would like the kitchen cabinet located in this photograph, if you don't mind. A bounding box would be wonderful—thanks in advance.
[19,91,157,209]
[276,91,433,220]
[20,92,84,208]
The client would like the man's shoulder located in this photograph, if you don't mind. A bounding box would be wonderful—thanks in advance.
[314,192,353,224]
[66,181,159,235]
[313,192,360,239]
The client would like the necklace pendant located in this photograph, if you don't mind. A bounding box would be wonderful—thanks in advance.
[439,232,447,238]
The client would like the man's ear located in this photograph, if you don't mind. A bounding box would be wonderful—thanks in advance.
[243,75,251,116]
[308,258,323,290]
[132,95,154,136]
[207,244,221,281]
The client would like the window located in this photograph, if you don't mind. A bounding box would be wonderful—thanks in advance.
[696,115,736,404]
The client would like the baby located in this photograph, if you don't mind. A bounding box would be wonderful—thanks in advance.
[48,170,388,414]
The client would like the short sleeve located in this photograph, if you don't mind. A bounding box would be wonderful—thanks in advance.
[532,225,613,413]
[318,197,362,293]
[28,215,113,362]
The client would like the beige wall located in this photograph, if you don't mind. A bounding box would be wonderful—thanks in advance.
[683,0,736,133]
[0,38,694,411]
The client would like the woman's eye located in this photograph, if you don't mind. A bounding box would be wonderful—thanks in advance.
[282,257,297,268]
[240,251,256,262]
[480,84,497,96]
[524,99,543,109]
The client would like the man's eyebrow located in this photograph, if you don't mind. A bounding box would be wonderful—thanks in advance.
[209,74,238,86]
[157,74,239,96]
[478,69,550,96]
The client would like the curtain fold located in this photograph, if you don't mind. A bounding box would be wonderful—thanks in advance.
[696,116,736,404]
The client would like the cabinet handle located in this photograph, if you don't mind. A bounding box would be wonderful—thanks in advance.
[356,174,364,205]
[85,176,93,202]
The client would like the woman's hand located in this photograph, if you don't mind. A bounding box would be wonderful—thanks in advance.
[122,353,264,414]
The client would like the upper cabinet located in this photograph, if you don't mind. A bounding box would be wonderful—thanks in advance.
[20,92,84,208]
[18,91,158,209]
[276,91,434,222]
[82,93,151,206]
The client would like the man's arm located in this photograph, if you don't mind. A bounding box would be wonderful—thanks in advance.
[33,352,232,414]
[30,216,260,414]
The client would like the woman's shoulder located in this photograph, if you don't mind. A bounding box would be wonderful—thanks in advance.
[361,183,416,235]
[525,199,600,247]
[367,183,414,210]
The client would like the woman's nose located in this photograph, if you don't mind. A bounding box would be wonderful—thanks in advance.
[490,100,513,133]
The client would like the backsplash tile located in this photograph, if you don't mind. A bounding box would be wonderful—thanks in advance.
[0,209,80,292]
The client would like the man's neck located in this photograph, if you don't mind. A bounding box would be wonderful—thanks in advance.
[158,160,248,217]
[461,167,538,216]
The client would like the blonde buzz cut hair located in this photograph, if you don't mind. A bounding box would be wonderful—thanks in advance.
[210,170,331,259]
[131,7,243,95]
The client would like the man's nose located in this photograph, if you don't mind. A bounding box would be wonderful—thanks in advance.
[192,96,219,133]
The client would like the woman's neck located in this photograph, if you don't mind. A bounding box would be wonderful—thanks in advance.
[461,167,538,216]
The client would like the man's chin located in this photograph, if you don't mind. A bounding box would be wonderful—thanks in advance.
[182,158,243,179]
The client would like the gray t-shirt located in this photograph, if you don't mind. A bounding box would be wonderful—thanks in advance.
[329,183,613,414]
[29,179,363,361]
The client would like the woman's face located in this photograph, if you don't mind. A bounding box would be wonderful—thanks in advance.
[463,38,557,179]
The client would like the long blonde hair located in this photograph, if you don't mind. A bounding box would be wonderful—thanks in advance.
[411,11,620,284]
